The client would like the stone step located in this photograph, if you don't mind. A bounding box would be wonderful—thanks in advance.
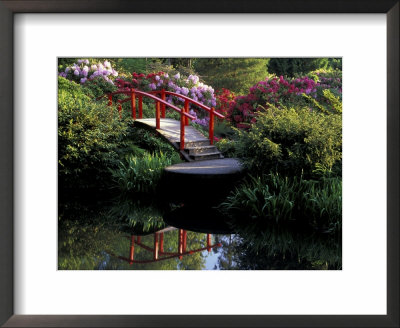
[184,145,219,155]
[189,152,224,161]
[179,139,210,148]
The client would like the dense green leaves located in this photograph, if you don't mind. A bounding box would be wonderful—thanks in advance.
[58,77,129,190]
[234,106,342,178]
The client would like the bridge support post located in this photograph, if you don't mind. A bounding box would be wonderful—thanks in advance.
[130,89,136,119]
[161,89,166,118]
[156,101,161,129]
[154,232,159,260]
[207,234,212,252]
[184,99,189,126]
[138,95,143,118]
[129,235,135,265]
[209,107,215,145]
[178,229,184,260]
[183,230,187,253]
[159,232,164,253]
[180,110,185,150]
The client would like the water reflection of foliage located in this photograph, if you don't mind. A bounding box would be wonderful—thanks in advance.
[215,227,341,270]
[107,196,166,234]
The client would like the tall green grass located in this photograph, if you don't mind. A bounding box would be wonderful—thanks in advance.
[110,152,181,194]
[220,173,342,233]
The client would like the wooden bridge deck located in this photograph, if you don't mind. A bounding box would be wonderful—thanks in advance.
[135,118,208,145]
[134,118,224,162]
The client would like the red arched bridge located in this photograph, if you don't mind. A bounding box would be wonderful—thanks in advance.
[99,88,225,162]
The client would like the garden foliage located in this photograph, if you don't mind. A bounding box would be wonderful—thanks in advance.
[58,77,128,189]
[234,106,342,178]
[226,72,342,128]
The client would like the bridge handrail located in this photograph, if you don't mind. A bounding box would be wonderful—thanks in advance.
[98,90,196,120]
[98,88,221,149]
[149,90,225,119]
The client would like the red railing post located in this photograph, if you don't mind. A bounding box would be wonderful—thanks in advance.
[159,232,164,253]
[183,230,187,253]
[209,107,215,145]
[207,234,212,252]
[154,232,159,261]
[161,89,166,118]
[108,94,113,113]
[130,89,136,119]
[138,95,143,118]
[180,109,185,150]
[117,102,122,119]
[129,235,135,265]
[184,99,189,126]
[178,229,184,260]
[156,101,161,129]
[136,236,141,243]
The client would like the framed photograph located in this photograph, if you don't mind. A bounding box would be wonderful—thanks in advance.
[1,1,398,327]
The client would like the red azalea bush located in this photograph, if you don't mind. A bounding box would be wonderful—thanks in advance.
[215,88,236,117]
[226,73,342,129]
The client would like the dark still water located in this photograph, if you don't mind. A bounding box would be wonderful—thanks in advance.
[58,197,341,270]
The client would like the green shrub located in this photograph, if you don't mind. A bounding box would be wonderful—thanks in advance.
[110,152,181,194]
[215,138,237,157]
[58,77,128,190]
[108,198,165,233]
[235,106,342,178]
[128,128,178,157]
[82,76,118,99]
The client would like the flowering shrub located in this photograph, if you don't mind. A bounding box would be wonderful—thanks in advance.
[227,73,342,129]
[215,88,236,117]
[59,59,118,85]
[115,71,217,115]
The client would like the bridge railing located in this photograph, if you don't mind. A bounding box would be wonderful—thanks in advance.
[109,229,222,265]
[150,90,225,146]
[100,88,225,148]
[99,89,196,150]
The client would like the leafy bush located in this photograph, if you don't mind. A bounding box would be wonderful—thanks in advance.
[215,138,237,157]
[128,128,179,157]
[110,152,181,194]
[108,198,165,233]
[82,76,118,99]
[234,106,342,178]
[58,77,128,190]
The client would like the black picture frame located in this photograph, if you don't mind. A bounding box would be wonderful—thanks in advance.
[0,1,398,327]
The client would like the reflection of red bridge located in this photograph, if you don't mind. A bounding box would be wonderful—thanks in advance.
[113,227,222,265]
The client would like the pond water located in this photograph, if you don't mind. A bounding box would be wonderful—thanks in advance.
[58,196,341,270]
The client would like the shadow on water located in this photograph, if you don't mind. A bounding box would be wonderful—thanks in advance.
[58,193,341,270]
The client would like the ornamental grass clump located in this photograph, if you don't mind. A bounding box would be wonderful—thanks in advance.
[111,152,181,194]
[220,173,342,234]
